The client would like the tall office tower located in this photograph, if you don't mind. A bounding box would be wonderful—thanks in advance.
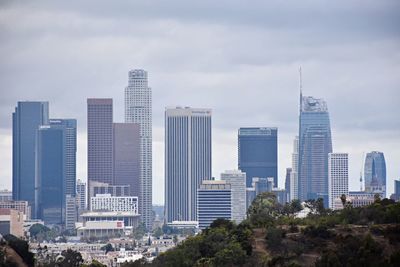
[238,127,278,187]
[364,151,386,196]
[197,180,231,230]
[50,119,77,197]
[328,153,348,210]
[65,194,77,230]
[165,107,212,223]
[290,136,299,201]
[285,168,292,200]
[76,180,87,211]
[113,123,140,198]
[125,69,152,229]
[13,101,49,217]
[87,99,113,204]
[390,180,400,201]
[298,95,332,202]
[221,170,246,223]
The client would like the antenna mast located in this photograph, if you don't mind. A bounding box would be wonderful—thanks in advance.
[299,67,303,112]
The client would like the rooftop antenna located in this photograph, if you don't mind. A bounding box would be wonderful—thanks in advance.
[299,66,303,112]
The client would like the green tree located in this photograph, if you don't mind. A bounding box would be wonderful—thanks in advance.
[247,192,282,228]
[153,227,163,238]
[60,249,83,267]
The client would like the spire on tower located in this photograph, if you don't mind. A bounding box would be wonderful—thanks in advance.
[299,66,303,112]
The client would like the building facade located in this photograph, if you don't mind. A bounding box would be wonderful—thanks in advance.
[0,201,31,220]
[220,170,246,223]
[197,181,231,230]
[113,123,140,198]
[328,153,349,210]
[87,98,114,203]
[298,95,332,202]
[238,127,278,187]
[290,136,299,201]
[65,194,77,230]
[0,190,12,202]
[364,151,386,197]
[165,107,212,223]
[77,180,87,211]
[124,69,152,229]
[13,101,49,217]
[89,181,131,198]
[90,194,138,214]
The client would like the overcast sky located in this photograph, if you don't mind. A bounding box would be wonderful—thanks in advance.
[1,0,399,204]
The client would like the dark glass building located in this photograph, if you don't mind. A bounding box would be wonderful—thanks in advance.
[364,151,386,195]
[238,127,278,187]
[298,95,332,202]
[12,101,49,217]
[35,119,76,225]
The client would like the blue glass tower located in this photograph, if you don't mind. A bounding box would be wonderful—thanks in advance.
[12,101,49,217]
[35,119,76,225]
[364,151,386,195]
[298,95,332,202]
[238,127,278,187]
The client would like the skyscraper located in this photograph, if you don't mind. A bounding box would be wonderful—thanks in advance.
[13,101,49,217]
[238,127,278,187]
[221,170,246,223]
[87,99,113,203]
[290,136,299,201]
[364,151,386,196]
[165,107,212,223]
[113,123,140,198]
[125,69,152,229]
[298,95,332,201]
[285,168,292,201]
[197,180,231,230]
[328,153,348,210]
[76,180,87,211]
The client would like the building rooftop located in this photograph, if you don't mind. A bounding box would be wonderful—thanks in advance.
[301,96,328,112]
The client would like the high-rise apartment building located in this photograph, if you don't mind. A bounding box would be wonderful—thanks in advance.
[364,151,386,196]
[125,69,152,229]
[65,194,77,230]
[290,136,299,201]
[165,107,212,223]
[328,153,348,210]
[13,101,49,217]
[285,168,292,200]
[238,127,278,187]
[220,170,246,223]
[197,180,231,230]
[113,123,140,198]
[87,98,113,204]
[298,95,332,201]
[35,119,77,225]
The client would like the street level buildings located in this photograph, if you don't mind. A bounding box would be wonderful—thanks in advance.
[165,107,212,223]
[125,69,152,229]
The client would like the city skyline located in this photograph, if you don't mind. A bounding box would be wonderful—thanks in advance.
[1,1,400,205]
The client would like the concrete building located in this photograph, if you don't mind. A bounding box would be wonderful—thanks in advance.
[90,194,138,214]
[65,194,77,230]
[113,123,140,198]
[13,101,49,217]
[0,200,31,220]
[125,69,153,229]
[77,180,87,211]
[220,170,246,223]
[77,220,125,238]
[298,95,332,202]
[0,190,12,202]
[87,98,113,203]
[0,208,25,238]
[238,127,278,187]
[80,211,140,228]
[165,107,212,223]
[197,180,231,230]
[290,136,299,201]
[89,181,131,198]
[328,153,349,210]
[333,191,381,209]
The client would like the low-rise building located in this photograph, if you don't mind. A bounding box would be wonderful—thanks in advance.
[0,208,25,238]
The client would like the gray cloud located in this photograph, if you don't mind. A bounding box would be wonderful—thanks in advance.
[0,0,399,204]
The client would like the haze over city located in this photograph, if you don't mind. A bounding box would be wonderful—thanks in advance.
[1,0,399,206]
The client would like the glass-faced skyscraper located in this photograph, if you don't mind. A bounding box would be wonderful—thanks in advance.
[238,127,278,187]
[364,151,386,196]
[13,101,49,217]
[35,119,76,225]
[125,69,152,229]
[298,95,332,202]
[165,107,212,223]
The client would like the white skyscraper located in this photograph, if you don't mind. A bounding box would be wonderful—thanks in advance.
[221,170,246,223]
[165,107,212,223]
[125,69,152,229]
[290,136,299,201]
[328,153,348,210]
[76,179,86,211]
